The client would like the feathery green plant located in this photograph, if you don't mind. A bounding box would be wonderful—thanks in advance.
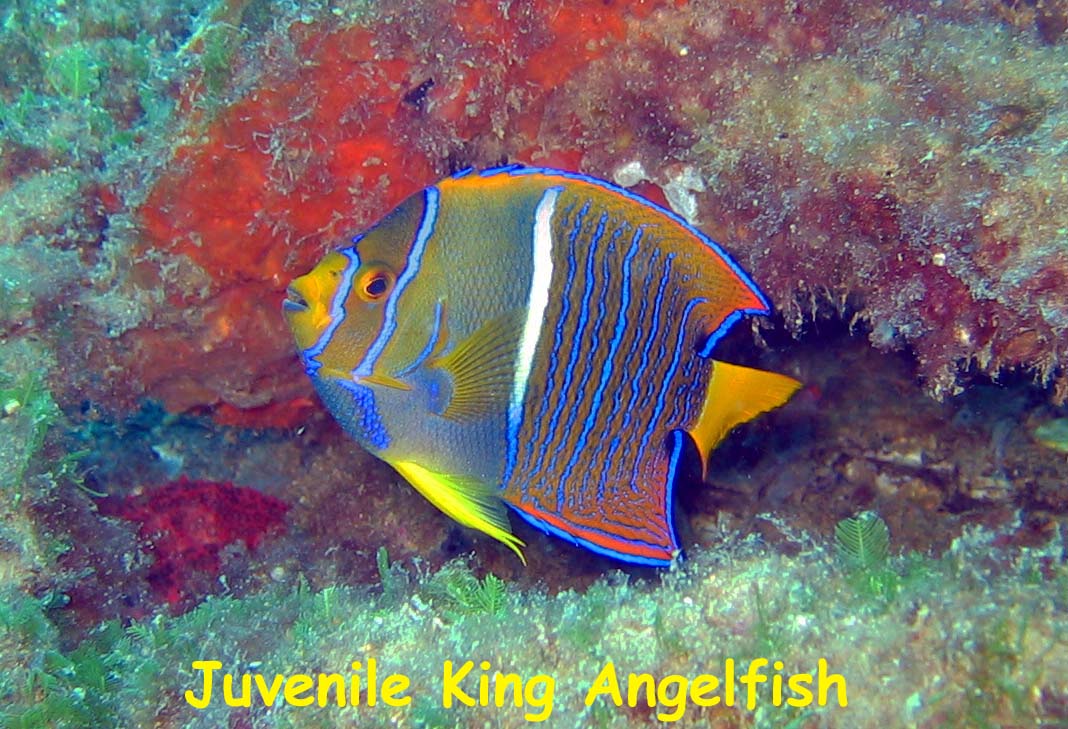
[45,43,101,99]
[835,511,890,569]
[425,561,508,617]
[376,546,409,603]
[835,511,900,604]
[0,371,61,495]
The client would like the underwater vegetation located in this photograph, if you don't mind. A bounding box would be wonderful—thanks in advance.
[1033,417,1068,453]
[1,522,1066,727]
[1,0,1068,727]
[2,0,1063,428]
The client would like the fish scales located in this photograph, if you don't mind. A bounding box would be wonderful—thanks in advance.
[505,197,705,555]
[285,165,802,566]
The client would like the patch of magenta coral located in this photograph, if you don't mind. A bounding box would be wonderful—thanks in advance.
[44,0,1068,429]
[98,477,288,610]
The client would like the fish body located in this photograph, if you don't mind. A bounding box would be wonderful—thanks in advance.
[285,165,800,566]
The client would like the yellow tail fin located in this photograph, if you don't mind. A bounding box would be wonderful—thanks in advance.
[689,360,802,477]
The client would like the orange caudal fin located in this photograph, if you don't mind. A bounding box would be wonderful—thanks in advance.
[689,360,802,476]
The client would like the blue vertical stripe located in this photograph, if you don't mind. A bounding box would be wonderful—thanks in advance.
[660,429,686,558]
[616,248,662,434]
[607,246,656,477]
[618,251,671,481]
[551,211,609,507]
[666,355,704,425]
[302,247,361,376]
[578,225,641,500]
[393,299,444,377]
[522,201,588,478]
[631,295,706,486]
[332,378,390,450]
[354,187,439,379]
[557,222,623,499]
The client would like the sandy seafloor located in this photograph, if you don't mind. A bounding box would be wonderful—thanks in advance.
[1,0,1067,726]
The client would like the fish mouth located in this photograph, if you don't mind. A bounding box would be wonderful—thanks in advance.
[283,286,309,313]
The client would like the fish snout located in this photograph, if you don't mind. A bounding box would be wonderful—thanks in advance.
[283,284,310,313]
[283,273,332,351]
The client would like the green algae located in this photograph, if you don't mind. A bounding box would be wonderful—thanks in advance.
[0,371,59,494]
[423,561,509,618]
[375,546,409,604]
[1033,418,1068,453]
[834,511,890,570]
[0,341,111,729]
[0,525,1062,728]
[44,42,102,99]
[834,511,906,606]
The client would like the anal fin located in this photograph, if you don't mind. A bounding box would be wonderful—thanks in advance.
[508,497,679,567]
[504,433,686,567]
[690,360,802,476]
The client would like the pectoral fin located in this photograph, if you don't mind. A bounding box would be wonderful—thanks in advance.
[391,460,526,563]
[428,309,524,421]
[689,360,802,477]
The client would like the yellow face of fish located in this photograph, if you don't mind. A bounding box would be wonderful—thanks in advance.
[283,192,430,385]
[285,252,349,350]
[285,249,397,341]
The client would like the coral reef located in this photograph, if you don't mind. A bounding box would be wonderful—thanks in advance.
[27,328,1068,629]
[4,522,1067,728]
[2,1,1068,728]
[4,0,1057,428]
[98,477,289,610]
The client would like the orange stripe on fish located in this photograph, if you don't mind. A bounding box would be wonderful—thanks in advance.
[285,164,800,566]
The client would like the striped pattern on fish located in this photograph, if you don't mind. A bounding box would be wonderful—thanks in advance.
[284,165,801,566]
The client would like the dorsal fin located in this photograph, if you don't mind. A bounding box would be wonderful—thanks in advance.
[689,360,801,476]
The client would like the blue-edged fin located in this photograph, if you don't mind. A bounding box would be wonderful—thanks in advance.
[428,309,524,421]
[690,360,802,477]
[391,460,526,563]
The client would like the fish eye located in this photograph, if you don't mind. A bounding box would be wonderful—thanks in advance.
[358,266,393,301]
[366,275,388,296]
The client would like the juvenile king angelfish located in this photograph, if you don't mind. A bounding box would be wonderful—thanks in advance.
[284,165,800,566]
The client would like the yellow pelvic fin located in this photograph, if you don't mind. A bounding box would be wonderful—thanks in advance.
[316,367,410,391]
[318,366,352,381]
[391,460,526,564]
[361,372,412,391]
[690,360,802,477]
[429,309,524,421]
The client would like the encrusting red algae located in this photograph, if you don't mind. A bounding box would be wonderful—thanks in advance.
[34,0,1065,428]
